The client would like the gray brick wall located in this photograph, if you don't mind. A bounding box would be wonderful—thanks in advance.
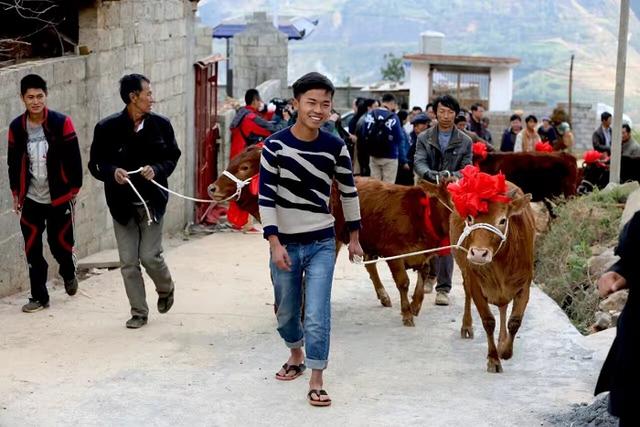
[0,0,199,298]
[232,12,288,99]
[485,101,599,152]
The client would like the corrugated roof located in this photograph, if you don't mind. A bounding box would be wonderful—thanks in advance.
[212,16,318,40]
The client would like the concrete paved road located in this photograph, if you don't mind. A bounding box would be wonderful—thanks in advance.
[0,233,610,426]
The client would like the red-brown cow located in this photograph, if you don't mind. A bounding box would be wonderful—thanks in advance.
[475,151,577,202]
[428,166,536,372]
[332,177,452,326]
[209,145,452,326]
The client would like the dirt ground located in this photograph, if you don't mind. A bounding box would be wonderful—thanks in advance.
[0,232,614,426]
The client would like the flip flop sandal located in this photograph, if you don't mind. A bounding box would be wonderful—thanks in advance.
[275,363,306,381]
[308,389,332,407]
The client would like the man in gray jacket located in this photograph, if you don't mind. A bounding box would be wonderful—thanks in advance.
[414,94,472,306]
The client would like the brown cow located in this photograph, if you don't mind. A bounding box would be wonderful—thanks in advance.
[209,145,452,326]
[332,177,452,326]
[427,170,536,373]
[475,151,577,202]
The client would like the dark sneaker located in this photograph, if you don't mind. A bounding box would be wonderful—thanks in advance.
[126,316,148,329]
[64,277,78,296]
[157,287,174,314]
[22,299,50,313]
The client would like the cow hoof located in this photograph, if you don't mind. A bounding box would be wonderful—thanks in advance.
[402,317,415,327]
[499,345,513,360]
[380,296,392,307]
[460,326,474,339]
[410,302,422,317]
[487,360,503,373]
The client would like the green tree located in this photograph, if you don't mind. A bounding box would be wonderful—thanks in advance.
[380,53,405,82]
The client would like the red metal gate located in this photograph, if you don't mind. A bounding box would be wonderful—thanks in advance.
[194,54,223,223]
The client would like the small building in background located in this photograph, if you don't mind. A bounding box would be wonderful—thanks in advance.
[404,31,520,111]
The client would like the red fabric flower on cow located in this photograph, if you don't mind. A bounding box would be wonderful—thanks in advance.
[535,142,554,152]
[472,142,488,165]
[446,165,511,218]
[249,174,260,196]
[583,150,608,166]
[227,173,260,227]
[420,197,452,256]
[227,200,249,228]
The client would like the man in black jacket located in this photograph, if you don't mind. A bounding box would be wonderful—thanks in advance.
[595,211,640,425]
[7,74,83,313]
[593,112,613,154]
[89,74,181,329]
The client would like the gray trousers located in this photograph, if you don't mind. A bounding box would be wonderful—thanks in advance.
[370,157,398,183]
[428,254,453,294]
[113,208,174,317]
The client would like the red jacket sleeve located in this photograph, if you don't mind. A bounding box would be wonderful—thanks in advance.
[241,113,274,139]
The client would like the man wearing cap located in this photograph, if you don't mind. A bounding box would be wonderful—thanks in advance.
[396,113,430,185]
[538,116,558,147]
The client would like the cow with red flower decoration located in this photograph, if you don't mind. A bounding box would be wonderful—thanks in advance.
[426,165,536,373]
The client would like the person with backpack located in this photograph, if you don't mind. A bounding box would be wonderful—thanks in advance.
[228,89,286,160]
[359,93,407,183]
[354,98,378,176]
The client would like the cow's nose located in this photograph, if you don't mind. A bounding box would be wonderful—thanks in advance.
[207,183,218,199]
[468,247,493,264]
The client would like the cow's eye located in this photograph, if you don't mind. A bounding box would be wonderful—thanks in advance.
[466,215,474,225]
[498,217,507,226]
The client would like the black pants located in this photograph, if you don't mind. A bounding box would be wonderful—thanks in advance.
[19,198,76,304]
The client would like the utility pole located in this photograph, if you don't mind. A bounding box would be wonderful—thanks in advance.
[568,54,574,124]
[610,0,630,184]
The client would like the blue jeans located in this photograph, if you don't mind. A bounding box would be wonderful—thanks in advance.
[270,238,336,370]
[429,254,453,293]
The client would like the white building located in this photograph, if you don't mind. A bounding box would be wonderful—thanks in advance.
[404,32,520,111]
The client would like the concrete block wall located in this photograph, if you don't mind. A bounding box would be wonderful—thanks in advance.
[194,22,213,61]
[558,102,598,152]
[232,12,288,100]
[0,0,198,298]
[486,101,598,152]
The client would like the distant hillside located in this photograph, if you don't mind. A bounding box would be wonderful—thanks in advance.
[198,0,640,119]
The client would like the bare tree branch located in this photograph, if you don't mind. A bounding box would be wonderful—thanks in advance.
[0,0,60,26]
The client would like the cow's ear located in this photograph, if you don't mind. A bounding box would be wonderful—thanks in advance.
[507,193,532,216]
[418,179,453,209]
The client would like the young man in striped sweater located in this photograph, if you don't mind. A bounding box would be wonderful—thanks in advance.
[259,72,363,407]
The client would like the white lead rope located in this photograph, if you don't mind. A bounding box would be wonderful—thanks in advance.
[127,167,215,203]
[354,220,508,266]
[124,174,154,226]
[354,244,467,265]
[124,168,254,225]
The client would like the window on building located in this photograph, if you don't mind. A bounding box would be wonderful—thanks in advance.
[431,67,490,110]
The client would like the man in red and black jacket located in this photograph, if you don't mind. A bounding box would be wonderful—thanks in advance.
[229,88,286,159]
[7,74,83,313]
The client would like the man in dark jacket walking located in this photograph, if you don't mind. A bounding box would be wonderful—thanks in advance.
[595,210,640,425]
[414,94,472,306]
[89,74,181,329]
[396,112,430,186]
[593,112,613,154]
[7,74,83,313]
